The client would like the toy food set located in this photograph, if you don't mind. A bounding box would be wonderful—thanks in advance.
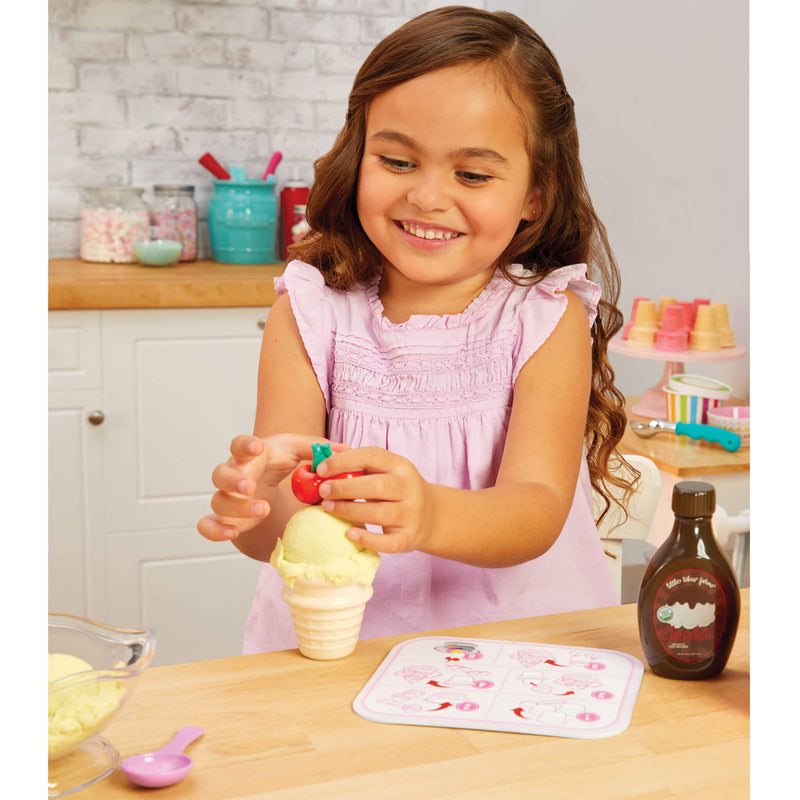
[622,296,735,353]
[270,443,378,660]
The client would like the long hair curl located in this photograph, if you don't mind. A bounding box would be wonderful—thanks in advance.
[290,5,636,524]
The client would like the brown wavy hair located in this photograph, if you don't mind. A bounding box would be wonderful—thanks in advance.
[290,5,635,524]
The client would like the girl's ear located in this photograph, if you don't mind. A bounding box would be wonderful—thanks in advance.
[521,186,542,221]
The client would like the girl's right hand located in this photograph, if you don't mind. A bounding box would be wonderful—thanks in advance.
[197,434,347,542]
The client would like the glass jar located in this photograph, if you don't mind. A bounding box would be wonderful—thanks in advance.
[152,185,198,261]
[80,184,150,263]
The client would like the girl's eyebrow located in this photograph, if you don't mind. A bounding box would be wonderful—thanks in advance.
[368,129,510,166]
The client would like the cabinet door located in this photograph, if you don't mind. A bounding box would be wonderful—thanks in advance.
[105,528,263,666]
[96,308,267,662]
[48,311,105,618]
[101,308,265,531]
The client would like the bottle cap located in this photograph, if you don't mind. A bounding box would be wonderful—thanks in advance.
[672,481,716,518]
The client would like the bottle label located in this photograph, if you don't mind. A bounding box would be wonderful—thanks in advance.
[651,569,727,663]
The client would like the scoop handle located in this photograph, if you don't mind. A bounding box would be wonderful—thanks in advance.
[158,726,204,755]
[675,422,741,452]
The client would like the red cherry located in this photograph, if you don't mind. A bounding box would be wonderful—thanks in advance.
[290,464,365,505]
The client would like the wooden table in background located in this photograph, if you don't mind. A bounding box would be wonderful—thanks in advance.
[619,397,750,559]
[80,591,750,799]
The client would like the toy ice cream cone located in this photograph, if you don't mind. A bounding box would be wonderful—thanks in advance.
[271,505,380,661]
[628,299,657,346]
[655,304,689,351]
[656,296,677,324]
[689,304,721,351]
[711,303,735,347]
[281,579,374,660]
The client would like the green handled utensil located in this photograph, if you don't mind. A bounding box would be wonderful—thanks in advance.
[630,419,741,452]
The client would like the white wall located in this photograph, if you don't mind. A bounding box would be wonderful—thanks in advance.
[488,0,749,399]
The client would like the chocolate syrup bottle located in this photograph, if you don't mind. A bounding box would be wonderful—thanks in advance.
[637,481,740,680]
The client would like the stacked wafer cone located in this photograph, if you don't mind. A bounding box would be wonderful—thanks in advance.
[622,296,735,351]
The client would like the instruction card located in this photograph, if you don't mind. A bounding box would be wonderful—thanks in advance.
[353,636,643,738]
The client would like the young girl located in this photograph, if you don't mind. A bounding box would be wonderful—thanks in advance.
[198,6,632,654]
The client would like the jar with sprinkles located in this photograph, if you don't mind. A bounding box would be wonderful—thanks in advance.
[152,185,198,261]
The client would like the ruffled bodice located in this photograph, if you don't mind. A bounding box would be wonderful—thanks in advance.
[243,260,618,654]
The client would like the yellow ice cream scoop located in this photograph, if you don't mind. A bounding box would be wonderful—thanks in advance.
[270,506,380,587]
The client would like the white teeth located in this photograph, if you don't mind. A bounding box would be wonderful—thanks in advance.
[400,221,459,240]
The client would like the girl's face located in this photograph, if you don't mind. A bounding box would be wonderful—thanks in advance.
[357,62,538,302]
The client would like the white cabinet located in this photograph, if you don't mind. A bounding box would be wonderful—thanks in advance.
[49,307,267,666]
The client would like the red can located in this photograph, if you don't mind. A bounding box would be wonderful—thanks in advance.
[280,176,309,260]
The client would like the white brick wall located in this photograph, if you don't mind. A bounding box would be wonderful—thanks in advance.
[48,0,486,259]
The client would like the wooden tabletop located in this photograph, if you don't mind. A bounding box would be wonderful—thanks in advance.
[48,258,284,310]
[74,590,749,799]
[619,397,750,477]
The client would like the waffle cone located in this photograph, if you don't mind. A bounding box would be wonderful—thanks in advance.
[281,579,373,660]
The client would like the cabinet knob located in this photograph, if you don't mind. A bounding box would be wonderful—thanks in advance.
[87,410,105,426]
[257,317,267,330]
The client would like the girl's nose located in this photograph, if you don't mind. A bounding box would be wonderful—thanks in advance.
[406,171,449,213]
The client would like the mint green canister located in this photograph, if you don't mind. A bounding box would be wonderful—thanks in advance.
[208,176,278,264]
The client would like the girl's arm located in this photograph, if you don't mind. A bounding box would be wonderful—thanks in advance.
[197,293,330,562]
[317,289,592,568]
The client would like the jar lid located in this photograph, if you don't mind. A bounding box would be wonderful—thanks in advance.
[672,480,715,517]
[664,373,732,399]
[84,184,144,196]
[154,185,195,193]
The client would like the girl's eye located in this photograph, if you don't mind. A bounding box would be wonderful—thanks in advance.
[458,171,492,185]
[378,156,414,172]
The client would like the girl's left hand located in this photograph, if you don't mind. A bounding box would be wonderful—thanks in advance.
[315,447,435,554]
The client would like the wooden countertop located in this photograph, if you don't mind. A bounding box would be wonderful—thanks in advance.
[619,397,750,477]
[76,591,749,799]
[48,258,285,309]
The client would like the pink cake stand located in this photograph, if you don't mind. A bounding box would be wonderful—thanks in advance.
[608,337,747,419]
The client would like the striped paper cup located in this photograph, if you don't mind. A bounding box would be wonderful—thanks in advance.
[663,374,732,424]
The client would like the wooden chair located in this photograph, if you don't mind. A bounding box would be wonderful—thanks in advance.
[594,454,661,601]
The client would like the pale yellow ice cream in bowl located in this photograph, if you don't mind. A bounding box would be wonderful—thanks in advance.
[48,613,156,796]
[271,506,380,660]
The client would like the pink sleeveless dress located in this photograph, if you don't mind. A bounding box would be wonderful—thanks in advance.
[243,259,618,654]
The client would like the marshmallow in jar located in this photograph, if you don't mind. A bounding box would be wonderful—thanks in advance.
[80,184,150,263]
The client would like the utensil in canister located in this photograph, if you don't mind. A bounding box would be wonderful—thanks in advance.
[262,151,283,180]
[630,419,741,452]
[198,152,231,180]
[121,726,204,788]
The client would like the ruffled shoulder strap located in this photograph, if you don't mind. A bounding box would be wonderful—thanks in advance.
[274,260,334,410]
[512,263,601,383]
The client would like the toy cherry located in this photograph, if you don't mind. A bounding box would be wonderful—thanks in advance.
[291,443,363,505]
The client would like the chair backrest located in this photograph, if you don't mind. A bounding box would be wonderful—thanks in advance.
[593,454,661,600]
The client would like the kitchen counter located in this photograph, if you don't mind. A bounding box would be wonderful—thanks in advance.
[79,590,749,799]
[48,258,285,309]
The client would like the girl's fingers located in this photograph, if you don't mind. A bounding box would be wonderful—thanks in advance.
[230,434,264,461]
[197,514,241,542]
[212,462,256,495]
[210,490,270,520]
[346,526,408,554]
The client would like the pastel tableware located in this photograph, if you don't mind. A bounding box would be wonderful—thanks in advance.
[706,405,750,447]
[121,726,204,788]
[663,374,731,424]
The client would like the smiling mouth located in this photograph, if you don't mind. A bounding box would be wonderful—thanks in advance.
[397,220,464,241]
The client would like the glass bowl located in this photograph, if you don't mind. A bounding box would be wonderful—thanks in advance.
[48,612,156,797]
[132,223,184,267]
